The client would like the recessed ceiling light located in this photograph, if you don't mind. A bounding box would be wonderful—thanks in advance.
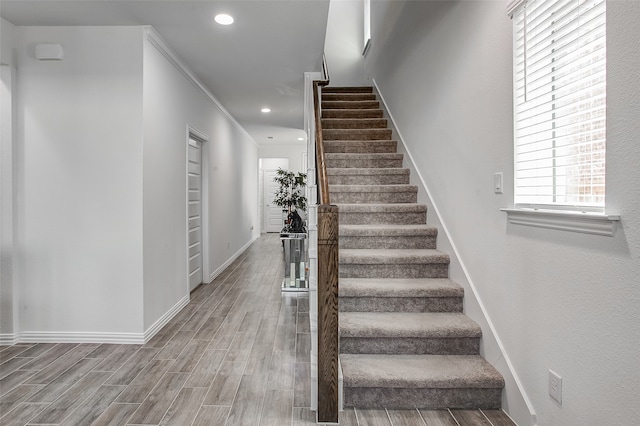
[261,108,271,113]
[214,14,234,25]
[297,137,304,141]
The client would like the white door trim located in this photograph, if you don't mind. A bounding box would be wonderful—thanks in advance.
[186,126,209,291]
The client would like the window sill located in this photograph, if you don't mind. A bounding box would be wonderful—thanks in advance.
[500,208,620,236]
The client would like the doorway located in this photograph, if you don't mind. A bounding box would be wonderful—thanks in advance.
[260,158,289,233]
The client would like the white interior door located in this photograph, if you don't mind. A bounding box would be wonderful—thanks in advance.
[264,169,284,233]
[188,138,203,290]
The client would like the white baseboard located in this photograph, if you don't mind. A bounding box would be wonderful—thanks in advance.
[16,331,146,344]
[18,331,144,344]
[208,235,259,282]
[3,294,191,346]
[143,294,190,343]
[0,333,17,346]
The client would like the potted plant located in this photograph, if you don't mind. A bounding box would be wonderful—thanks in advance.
[273,168,307,233]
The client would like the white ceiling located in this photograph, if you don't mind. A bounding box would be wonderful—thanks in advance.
[0,0,330,145]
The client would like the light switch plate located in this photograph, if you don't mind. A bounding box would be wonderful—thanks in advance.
[494,172,503,194]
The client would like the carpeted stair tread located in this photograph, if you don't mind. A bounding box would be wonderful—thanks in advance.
[322,118,388,129]
[323,128,393,141]
[337,204,428,225]
[340,312,481,339]
[322,93,378,102]
[328,168,408,176]
[339,278,463,298]
[339,224,437,237]
[322,100,380,110]
[325,153,404,170]
[340,249,450,265]
[325,153,403,161]
[330,184,418,193]
[324,140,398,154]
[337,203,427,214]
[323,109,384,119]
[340,354,504,389]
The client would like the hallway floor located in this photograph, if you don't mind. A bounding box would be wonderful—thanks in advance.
[0,234,515,425]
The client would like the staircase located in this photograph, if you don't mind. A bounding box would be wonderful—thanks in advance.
[321,86,505,410]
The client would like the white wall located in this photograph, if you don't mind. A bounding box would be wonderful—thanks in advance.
[142,31,259,328]
[1,19,17,341]
[5,25,260,341]
[15,26,145,336]
[259,143,306,174]
[324,0,367,87]
[1,18,16,66]
[364,2,640,425]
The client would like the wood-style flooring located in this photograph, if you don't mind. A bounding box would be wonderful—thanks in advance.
[0,234,516,425]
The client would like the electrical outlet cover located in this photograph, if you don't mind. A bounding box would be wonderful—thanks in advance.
[549,370,562,404]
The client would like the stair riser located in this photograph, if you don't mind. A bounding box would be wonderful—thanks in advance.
[339,297,463,313]
[324,141,397,154]
[339,235,436,249]
[322,101,380,110]
[324,129,393,141]
[331,192,417,204]
[322,93,377,102]
[339,212,427,225]
[340,264,449,279]
[340,337,479,355]
[322,120,387,129]
[323,110,384,119]
[325,158,403,168]
[323,87,373,94]
[343,387,502,410]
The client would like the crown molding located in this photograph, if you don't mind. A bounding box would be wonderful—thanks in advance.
[143,27,258,147]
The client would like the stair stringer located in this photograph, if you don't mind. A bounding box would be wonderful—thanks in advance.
[371,79,537,426]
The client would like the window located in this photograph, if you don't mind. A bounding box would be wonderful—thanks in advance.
[363,0,371,56]
[510,0,606,212]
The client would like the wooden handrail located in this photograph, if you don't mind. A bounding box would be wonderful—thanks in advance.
[313,53,331,205]
[313,54,339,424]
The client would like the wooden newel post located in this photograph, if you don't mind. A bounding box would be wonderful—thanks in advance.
[317,204,339,424]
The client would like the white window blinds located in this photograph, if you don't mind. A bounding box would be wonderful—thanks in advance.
[512,0,606,211]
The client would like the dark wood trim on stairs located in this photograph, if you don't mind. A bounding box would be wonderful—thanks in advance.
[317,205,339,423]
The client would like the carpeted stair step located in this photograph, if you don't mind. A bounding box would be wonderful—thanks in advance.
[340,354,504,409]
[340,249,450,279]
[330,184,418,204]
[322,93,378,102]
[339,278,463,313]
[339,224,437,249]
[322,118,388,129]
[337,204,427,225]
[323,109,384,119]
[339,312,481,355]
[324,140,398,154]
[324,128,392,141]
[323,86,373,94]
[325,153,403,169]
[328,167,409,185]
[322,100,380,110]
